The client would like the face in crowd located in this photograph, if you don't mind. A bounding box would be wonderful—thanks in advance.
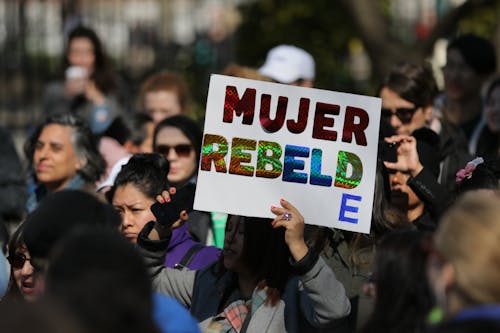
[33,124,83,192]
[380,87,431,136]
[155,126,197,187]
[442,48,483,103]
[112,183,156,244]
[388,168,424,221]
[486,82,500,133]
[9,245,37,302]
[145,90,183,125]
[67,36,95,77]
[222,216,246,273]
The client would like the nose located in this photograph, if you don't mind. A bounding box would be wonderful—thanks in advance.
[121,210,134,229]
[21,260,34,277]
[390,172,404,188]
[390,113,402,129]
[166,148,178,162]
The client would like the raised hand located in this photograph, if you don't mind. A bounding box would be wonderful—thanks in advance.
[270,199,308,261]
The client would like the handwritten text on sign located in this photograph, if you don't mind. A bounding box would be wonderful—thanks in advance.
[194,75,381,233]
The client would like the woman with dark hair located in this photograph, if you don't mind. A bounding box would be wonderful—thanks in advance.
[137,198,350,332]
[24,113,105,211]
[43,25,125,134]
[439,33,497,154]
[360,230,434,333]
[153,115,220,246]
[107,153,220,269]
[4,223,38,302]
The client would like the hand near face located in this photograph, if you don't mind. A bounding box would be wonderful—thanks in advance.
[270,199,308,261]
[148,187,189,240]
[383,135,423,177]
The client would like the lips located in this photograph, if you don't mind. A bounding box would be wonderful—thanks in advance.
[21,281,35,294]
[35,163,52,172]
[124,233,138,240]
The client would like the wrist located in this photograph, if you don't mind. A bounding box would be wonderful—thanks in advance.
[410,162,424,178]
[289,240,308,261]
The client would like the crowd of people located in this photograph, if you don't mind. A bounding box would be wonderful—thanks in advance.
[0,24,499,333]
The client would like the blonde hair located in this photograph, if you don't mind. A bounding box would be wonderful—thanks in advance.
[435,190,500,304]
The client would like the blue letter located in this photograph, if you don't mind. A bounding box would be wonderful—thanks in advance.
[283,145,309,184]
[310,148,333,187]
[339,193,362,224]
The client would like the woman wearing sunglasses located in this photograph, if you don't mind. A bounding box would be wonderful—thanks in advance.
[379,62,470,196]
[153,115,222,246]
[5,223,38,302]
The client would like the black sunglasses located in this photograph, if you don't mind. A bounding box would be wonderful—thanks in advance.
[155,144,193,157]
[381,107,418,124]
[8,253,31,269]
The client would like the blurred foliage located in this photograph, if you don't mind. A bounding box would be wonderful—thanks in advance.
[458,0,500,38]
[234,0,365,94]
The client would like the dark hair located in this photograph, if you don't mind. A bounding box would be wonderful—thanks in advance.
[456,159,500,195]
[128,113,154,146]
[218,216,292,305]
[24,113,106,183]
[360,230,434,333]
[153,115,203,165]
[23,190,121,264]
[380,62,438,107]
[486,77,500,102]
[107,153,169,203]
[448,33,497,76]
[138,71,190,114]
[101,113,154,147]
[64,25,116,94]
[5,223,26,300]
[45,227,159,333]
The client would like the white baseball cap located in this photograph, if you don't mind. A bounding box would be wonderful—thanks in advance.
[259,45,315,84]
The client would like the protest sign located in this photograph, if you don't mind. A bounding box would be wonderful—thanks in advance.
[194,74,381,233]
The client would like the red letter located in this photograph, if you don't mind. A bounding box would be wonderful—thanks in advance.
[342,106,369,146]
[287,98,309,134]
[260,94,287,133]
[223,86,255,125]
[312,102,340,141]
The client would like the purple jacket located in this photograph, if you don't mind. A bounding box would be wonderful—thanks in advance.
[164,223,220,270]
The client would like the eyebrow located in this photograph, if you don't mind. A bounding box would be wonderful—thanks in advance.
[36,139,65,149]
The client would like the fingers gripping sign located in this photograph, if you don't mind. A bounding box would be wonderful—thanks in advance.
[270,199,309,261]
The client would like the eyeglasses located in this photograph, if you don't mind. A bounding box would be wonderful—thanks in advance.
[381,107,418,124]
[155,144,193,157]
[8,253,31,269]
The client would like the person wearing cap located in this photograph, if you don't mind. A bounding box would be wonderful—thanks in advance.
[259,45,315,87]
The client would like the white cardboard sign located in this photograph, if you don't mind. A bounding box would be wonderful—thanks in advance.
[194,74,381,233]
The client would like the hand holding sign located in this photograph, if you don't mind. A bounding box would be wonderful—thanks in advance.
[195,75,381,233]
[270,198,308,261]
